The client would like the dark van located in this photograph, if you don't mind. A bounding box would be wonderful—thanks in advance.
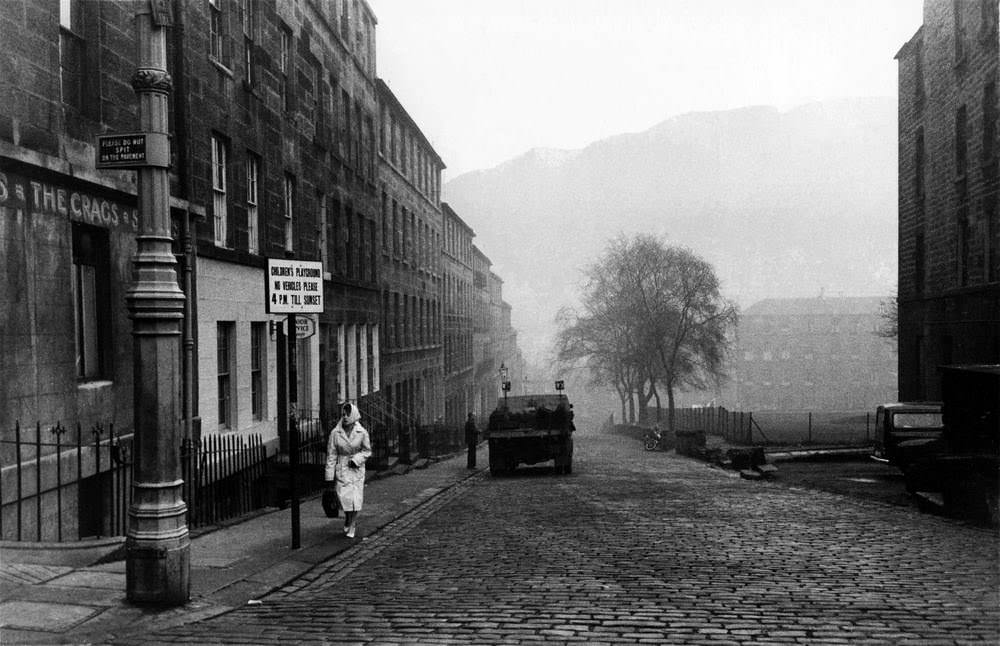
[871,402,944,472]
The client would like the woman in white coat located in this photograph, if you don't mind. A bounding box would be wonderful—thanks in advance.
[325,402,372,538]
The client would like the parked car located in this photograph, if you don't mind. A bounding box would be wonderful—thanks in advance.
[871,402,944,472]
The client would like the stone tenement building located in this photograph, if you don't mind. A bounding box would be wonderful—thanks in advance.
[472,245,495,415]
[0,0,522,539]
[441,203,475,427]
[180,0,384,443]
[3,0,386,444]
[376,78,445,428]
[723,297,897,412]
[895,0,999,400]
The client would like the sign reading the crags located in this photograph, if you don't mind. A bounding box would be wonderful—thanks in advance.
[0,170,139,231]
[266,259,324,313]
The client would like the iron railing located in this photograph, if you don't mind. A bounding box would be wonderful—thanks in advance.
[357,392,467,463]
[2,410,472,542]
[0,421,132,542]
[415,423,464,458]
[181,433,269,529]
[3,423,273,541]
[358,392,406,466]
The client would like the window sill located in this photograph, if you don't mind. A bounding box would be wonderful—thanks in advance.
[210,58,234,78]
[78,379,113,391]
[242,79,264,100]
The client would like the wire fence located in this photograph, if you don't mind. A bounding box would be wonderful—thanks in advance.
[669,406,874,447]
[633,406,875,447]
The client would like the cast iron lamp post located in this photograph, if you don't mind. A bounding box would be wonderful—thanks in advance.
[499,362,509,403]
[124,2,190,605]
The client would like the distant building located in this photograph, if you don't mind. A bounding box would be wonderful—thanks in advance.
[895,0,999,400]
[490,272,525,404]
[724,297,897,411]
[469,247,524,416]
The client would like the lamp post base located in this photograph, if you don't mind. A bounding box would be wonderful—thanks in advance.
[125,533,190,606]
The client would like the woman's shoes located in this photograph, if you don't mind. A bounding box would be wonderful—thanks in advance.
[346,523,356,538]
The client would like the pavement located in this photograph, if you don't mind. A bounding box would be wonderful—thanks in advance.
[764,445,873,461]
[0,444,489,646]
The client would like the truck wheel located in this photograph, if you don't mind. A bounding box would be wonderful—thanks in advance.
[985,485,999,528]
[489,445,504,476]
[563,459,572,475]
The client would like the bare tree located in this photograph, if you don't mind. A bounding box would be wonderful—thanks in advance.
[557,234,737,432]
[876,291,898,344]
[555,305,644,423]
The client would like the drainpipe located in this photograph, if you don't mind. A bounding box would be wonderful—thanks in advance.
[182,198,195,442]
[172,0,197,444]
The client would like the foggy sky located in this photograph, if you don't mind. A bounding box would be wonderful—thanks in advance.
[373,0,924,180]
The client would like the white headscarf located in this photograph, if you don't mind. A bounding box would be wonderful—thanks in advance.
[341,402,361,426]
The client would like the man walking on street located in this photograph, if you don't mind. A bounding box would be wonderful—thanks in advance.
[465,412,478,469]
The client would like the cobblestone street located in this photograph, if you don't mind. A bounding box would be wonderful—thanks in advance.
[120,424,1000,645]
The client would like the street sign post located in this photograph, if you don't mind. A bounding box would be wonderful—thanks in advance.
[265,259,323,549]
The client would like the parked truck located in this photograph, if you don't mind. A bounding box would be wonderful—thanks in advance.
[486,394,575,476]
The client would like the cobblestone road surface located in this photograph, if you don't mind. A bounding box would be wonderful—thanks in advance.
[120,421,999,645]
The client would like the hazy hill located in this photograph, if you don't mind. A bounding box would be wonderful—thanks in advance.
[444,98,898,359]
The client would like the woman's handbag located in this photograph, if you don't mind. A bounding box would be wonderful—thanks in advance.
[322,486,340,518]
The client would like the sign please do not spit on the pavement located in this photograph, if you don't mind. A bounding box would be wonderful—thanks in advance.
[266,259,324,314]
